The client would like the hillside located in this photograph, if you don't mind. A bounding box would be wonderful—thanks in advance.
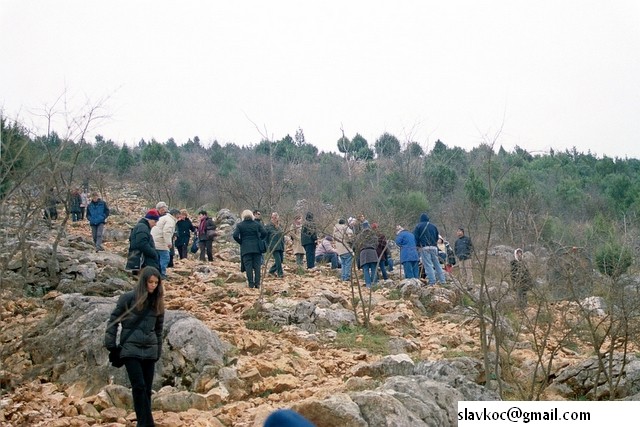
[0,190,639,427]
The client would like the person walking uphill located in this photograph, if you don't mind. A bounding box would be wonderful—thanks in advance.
[233,210,267,288]
[413,212,447,286]
[86,191,110,252]
[105,266,165,427]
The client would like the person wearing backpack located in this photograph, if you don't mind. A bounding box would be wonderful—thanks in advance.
[105,266,165,427]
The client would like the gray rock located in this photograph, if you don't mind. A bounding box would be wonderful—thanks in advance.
[551,353,640,400]
[23,294,231,397]
[313,306,357,330]
[353,354,416,378]
[294,393,367,427]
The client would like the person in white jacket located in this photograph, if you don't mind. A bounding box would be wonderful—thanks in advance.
[151,202,176,278]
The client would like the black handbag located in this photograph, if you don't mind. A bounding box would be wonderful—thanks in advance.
[109,306,151,368]
[190,236,199,254]
[258,239,267,253]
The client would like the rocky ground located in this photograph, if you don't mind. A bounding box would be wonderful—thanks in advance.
[0,192,636,426]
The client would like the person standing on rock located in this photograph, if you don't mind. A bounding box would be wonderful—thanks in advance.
[233,209,267,288]
[395,225,420,279]
[86,191,110,251]
[105,266,165,427]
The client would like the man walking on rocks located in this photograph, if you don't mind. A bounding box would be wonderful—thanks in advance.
[86,191,110,252]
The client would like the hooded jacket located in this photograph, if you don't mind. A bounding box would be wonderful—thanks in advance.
[413,213,439,247]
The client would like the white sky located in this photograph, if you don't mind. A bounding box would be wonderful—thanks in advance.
[2,0,639,158]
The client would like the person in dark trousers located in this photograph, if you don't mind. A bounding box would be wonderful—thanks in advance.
[175,209,196,260]
[128,209,160,270]
[511,248,533,308]
[69,188,82,222]
[197,210,217,262]
[265,212,285,278]
[105,266,165,427]
[454,227,474,289]
[233,209,267,288]
[86,191,110,251]
[301,212,318,269]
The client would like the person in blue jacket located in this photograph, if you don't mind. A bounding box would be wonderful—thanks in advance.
[395,225,420,279]
[86,191,110,251]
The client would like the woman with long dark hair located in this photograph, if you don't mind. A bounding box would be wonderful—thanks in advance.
[105,267,165,427]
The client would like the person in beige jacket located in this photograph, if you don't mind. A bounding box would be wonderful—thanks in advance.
[333,218,354,281]
[290,214,305,266]
[151,202,176,278]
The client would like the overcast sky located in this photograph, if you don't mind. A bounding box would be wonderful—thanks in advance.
[2,0,639,158]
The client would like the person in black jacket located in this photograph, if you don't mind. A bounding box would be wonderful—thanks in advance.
[105,266,165,427]
[301,212,318,269]
[265,212,285,278]
[175,209,196,260]
[233,209,267,288]
[128,209,160,270]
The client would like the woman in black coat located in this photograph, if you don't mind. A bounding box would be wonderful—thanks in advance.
[175,209,196,260]
[233,209,267,288]
[105,267,165,427]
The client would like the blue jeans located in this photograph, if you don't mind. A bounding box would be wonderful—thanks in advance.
[386,257,394,271]
[339,253,353,281]
[316,253,339,269]
[377,258,389,280]
[157,250,170,277]
[419,246,446,284]
[362,262,377,288]
[403,261,420,279]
